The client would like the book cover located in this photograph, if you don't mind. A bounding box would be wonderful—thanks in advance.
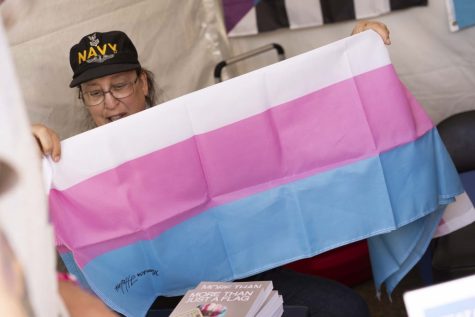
[170,280,274,317]
[255,290,283,317]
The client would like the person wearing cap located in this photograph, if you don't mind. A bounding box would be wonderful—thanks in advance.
[32,21,390,158]
[32,23,390,317]
[32,30,157,160]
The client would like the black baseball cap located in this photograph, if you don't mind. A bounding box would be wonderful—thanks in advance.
[69,31,141,87]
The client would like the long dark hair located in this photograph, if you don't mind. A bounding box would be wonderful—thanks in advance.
[140,67,158,107]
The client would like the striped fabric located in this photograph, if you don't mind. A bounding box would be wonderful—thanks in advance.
[446,0,475,32]
[224,0,428,37]
[47,31,464,317]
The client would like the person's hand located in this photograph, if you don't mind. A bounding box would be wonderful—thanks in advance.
[31,124,61,162]
[58,280,119,317]
[351,20,391,45]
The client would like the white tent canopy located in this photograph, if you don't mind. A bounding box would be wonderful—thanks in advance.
[4,0,475,139]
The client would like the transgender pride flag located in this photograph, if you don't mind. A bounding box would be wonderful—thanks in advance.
[47,31,465,316]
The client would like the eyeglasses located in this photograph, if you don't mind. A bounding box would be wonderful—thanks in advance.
[80,77,140,107]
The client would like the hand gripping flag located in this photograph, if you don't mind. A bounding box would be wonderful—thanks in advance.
[46,31,466,316]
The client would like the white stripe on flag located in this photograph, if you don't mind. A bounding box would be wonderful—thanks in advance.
[228,7,258,37]
[434,192,475,237]
[284,0,324,29]
[354,0,391,19]
[49,31,391,190]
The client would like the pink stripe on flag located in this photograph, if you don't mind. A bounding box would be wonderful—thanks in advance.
[50,65,433,267]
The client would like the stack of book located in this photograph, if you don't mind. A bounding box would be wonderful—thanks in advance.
[169,280,283,317]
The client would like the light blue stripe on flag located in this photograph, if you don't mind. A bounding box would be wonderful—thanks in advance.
[61,128,462,317]
[450,0,475,30]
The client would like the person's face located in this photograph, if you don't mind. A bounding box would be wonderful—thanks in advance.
[80,70,149,126]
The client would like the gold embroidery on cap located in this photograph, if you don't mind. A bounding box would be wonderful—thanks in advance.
[77,33,118,65]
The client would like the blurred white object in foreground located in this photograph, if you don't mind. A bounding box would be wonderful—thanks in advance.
[404,274,475,317]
